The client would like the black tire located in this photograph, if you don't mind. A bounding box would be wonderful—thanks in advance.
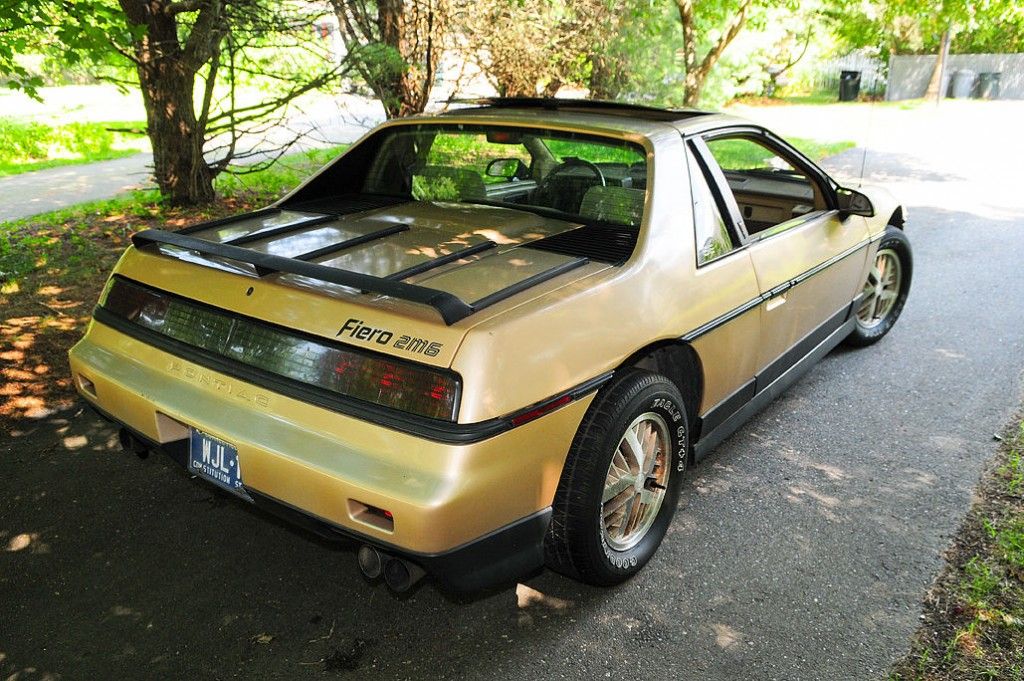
[545,369,689,586]
[845,226,912,347]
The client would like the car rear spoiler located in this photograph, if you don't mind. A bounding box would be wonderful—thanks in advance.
[130,228,588,326]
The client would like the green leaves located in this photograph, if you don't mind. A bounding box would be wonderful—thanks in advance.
[0,0,133,99]
[825,0,1024,58]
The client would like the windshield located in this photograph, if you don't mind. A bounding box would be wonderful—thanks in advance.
[357,124,648,228]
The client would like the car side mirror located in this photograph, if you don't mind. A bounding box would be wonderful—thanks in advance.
[836,187,874,217]
[485,157,527,180]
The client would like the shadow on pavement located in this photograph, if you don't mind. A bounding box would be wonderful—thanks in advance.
[1,405,612,679]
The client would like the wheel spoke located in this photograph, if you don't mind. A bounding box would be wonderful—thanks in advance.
[857,291,874,317]
[641,424,660,476]
[622,427,645,475]
[616,494,638,538]
[603,474,636,502]
[603,490,631,517]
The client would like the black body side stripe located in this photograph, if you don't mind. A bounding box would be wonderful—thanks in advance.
[787,240,869,290]
[681,238,870,342]
[681,297,762,342]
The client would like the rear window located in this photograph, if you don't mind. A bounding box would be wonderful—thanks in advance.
[356,124,648,228]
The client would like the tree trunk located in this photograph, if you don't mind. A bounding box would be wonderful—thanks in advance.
[675,0,752,107]
[682,69,704,107]
[343,0,441,118]
[589,54,619,100]
[376,0,408,117]
[120,0,215,205]
[138,63,215,204]
[924,29,951,102]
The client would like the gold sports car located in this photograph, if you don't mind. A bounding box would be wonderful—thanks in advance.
[69,99,911,593]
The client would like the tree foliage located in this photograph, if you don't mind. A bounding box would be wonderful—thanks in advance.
[0,1,130,98]
[826,0,1024,60]
[457,0,601,98]
[586,0,682,103]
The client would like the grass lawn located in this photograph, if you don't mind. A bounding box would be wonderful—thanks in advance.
[707,136,855,170]
[0,118,149,177]
[891,417,1024,679]
[785,136,856,161]
[0,144,346,423]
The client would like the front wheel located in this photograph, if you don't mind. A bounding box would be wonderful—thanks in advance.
[545,369,689,586]
[845,226,913,347]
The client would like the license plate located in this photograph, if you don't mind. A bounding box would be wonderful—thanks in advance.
[188,428,251,501]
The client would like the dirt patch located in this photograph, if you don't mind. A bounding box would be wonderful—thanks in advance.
[0,197,262,429]
[890,416,1024,679]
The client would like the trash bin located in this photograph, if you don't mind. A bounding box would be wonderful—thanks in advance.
[839,70,861,101]
[976,72,1001,99]
[949,69,975,98]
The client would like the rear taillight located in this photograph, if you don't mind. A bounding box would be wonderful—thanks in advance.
[102,277,459,420]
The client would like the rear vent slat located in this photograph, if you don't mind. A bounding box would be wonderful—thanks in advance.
[525,225,638,264]
[286,195,406,216]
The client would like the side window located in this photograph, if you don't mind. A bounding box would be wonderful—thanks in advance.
[688,149,736,266]
[704,135,826,237]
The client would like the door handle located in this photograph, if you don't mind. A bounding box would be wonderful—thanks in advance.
[766,294,787,311]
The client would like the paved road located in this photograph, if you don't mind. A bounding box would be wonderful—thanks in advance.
[2,103,1023,679]
[0,96,383,223]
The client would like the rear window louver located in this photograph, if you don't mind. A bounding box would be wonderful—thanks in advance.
[526,224,639,265]
[279,194,407,217]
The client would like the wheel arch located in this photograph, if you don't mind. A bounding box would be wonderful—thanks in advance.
[617,340,703,443]
[888,205,906,229]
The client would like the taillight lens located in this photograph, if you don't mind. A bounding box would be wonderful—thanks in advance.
[102,277,459,420]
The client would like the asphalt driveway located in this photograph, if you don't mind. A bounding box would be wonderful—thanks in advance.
[2,101,1023,680]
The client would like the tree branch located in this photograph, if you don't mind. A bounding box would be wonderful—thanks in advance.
[674,0,696,71]
[164,0,204,15]
[696,0,753,77]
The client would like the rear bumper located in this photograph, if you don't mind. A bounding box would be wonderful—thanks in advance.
[90,400,552,592]
[70,320,593,591]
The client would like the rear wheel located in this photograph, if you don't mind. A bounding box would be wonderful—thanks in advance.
[845,226,912,347]
[545,369,688,585]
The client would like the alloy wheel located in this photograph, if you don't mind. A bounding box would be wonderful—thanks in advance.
[601,412,672,551]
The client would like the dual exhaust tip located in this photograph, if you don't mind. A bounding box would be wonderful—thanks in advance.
[118,428,149,458]
[357,545,425,593]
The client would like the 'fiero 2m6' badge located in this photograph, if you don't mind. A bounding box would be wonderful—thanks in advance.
[336,318,443,357]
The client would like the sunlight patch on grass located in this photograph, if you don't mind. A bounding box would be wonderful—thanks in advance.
[0,118,148,177]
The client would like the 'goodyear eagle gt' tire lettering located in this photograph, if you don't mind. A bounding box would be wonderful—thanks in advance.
[545,369,688,585]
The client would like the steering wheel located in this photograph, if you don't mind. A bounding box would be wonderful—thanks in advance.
[539,157,606,191]
[533,157,606,213]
